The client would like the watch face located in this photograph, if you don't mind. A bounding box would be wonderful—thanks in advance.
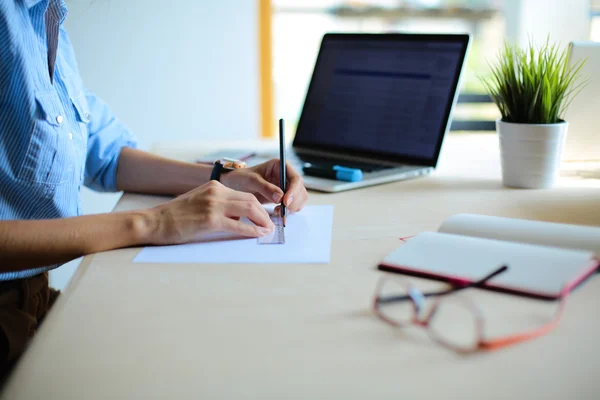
[219,158,247,170]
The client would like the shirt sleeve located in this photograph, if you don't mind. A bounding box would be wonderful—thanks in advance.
[83,90,138,192]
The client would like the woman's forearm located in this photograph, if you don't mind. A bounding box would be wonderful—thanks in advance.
[0,211,155,273]
[116,147,212,195]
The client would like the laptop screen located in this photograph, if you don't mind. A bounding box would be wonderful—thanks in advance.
[293,34,470,167]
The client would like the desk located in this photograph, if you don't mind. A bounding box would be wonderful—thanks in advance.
[2,134,600,399]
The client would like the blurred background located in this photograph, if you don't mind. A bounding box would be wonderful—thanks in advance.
[272,0,597,133]
[53,0,599,288]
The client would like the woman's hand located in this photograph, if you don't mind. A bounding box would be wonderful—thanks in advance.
[221,159,308,213]
[148,181,275,245]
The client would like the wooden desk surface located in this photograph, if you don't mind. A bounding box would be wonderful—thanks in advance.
[2,134,600,399]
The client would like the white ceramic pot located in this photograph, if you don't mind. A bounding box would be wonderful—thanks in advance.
[497,120,568,189]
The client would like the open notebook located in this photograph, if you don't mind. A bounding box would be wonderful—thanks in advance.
[379,214,600,299]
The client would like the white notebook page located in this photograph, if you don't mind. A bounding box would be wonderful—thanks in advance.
[439,214,600,255]
[381,232,596,297]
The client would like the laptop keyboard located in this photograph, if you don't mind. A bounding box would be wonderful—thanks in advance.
[291,154,394,173]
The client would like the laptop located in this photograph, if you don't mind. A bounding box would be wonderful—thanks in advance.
[287,33,471,192]
[562,41,600,162]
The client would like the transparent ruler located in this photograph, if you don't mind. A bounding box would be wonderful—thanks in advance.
[257,215,285,245]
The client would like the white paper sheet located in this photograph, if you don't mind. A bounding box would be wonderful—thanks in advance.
[133,205,334,264]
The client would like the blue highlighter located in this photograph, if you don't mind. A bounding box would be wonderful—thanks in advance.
[302,165,363,182]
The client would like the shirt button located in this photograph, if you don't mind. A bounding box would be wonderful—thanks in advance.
[85,113,91,119]
[56,115,64,124]
[69,132,73,140]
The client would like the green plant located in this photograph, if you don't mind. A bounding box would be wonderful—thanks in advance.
[481,39,588,124]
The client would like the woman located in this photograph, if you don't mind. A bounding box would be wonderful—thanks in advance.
[0,0,308,374]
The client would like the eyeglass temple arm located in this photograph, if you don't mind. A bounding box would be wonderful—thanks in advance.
[377,265,509,305]
[479,294,567,351]
[423,265,509,297]
[378,288,458,304]
[461,265,509,289]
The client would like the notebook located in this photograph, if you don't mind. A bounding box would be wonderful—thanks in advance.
[378,214,600,299]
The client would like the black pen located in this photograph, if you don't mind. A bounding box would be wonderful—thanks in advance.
[279,118,287,227]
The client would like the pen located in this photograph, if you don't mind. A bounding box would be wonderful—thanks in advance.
[303,164,363,182]
[279,118,287,227]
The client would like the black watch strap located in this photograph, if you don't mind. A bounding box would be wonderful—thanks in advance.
[210,161,225,182]
[210,159,247,182]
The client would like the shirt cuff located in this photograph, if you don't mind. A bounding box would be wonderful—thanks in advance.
[102,139,138,192]
[85,134,138,193]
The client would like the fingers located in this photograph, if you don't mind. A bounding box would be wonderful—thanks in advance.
[254,194,272,204]
[224,159,308,213]
[156,181,278,244]
[261,159,308,212]
[222,185,264,202]
[219,217,271,238]
[284,160,301,180]
[218,181,276,205]
[274,205,285,218]
[247,174,284,204]
[224,199,274,231]
[282,162,308,213]
[199,181,274,236]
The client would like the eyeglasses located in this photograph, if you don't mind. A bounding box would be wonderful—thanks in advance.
[372,266,568,353]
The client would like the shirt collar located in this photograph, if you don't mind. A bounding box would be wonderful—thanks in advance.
[24,0,68,23]
[24,0,45,9]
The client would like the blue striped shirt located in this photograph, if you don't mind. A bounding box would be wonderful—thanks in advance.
[0,0,138,280]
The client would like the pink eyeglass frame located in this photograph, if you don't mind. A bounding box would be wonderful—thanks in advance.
[372,266,569,353]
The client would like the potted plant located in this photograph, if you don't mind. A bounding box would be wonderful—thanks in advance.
[481,39,587,189]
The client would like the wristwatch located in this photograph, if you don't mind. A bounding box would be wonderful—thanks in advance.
[210,158,247,182]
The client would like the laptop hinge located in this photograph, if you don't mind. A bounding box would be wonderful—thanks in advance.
[292,146,424,168]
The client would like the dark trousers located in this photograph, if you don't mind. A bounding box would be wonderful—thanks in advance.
[0,272,59,380]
